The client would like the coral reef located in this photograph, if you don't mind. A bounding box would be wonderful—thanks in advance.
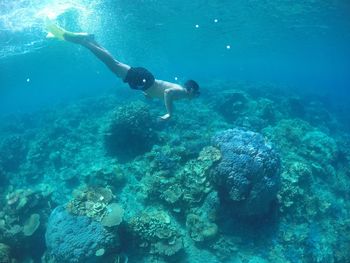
[0,81,349,262]
[0,186,52,262]
[128,209,184,258]
[301,130,337,166]
[140,146,221,215]
[277,161,312,214]
[212,90,249,122]
[0,187,52,242]
[0,243,12,263]
[45,206,117,263]
[0,135,27,172]
[186,191,220,242]
[171,146,220,208]
[66,186,124,227]
[104,101,158,161]
[211,128,281,216]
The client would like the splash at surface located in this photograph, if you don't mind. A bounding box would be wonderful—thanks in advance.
[0,0,102,59]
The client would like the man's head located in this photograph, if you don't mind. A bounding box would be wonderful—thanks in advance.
[184,80,200,98]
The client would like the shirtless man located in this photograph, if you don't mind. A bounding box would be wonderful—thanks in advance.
[48,25,200,120]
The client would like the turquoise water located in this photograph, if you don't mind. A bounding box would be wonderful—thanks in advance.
[1,1,350,262]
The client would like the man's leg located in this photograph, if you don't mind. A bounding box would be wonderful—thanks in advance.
[63,33,130,80]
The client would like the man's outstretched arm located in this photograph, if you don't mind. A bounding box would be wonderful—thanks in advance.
[161,89,174,120]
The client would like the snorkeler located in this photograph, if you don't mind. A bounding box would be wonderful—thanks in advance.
[46,23,200,121]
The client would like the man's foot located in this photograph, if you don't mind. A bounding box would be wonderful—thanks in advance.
[63,32,95,44]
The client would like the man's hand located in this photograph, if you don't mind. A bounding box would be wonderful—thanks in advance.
[160,113,171,121]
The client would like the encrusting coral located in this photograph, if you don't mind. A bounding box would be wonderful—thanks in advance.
[186,191,220,243]
[0,187,51,242]
[128,209,184,258]
[66,186,124,227]
[146,146,221,212]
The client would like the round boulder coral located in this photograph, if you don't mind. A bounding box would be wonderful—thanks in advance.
[104,101,158,162]
[211,128,280,216]
[45,206,116,263]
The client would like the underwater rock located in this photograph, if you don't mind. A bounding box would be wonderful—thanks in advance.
[212,128,281,216]
[45,206,117,263]
[129,209,184,258]
[104,101,158,162]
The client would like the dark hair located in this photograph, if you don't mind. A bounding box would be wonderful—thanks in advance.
[184,80,200,96]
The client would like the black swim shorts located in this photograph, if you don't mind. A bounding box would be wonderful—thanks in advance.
[123,67,155,91]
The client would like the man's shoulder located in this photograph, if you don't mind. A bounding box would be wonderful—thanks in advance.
[156,79,183,90]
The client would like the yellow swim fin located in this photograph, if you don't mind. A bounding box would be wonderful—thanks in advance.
[46,21,65,40]
[45,19,77,40]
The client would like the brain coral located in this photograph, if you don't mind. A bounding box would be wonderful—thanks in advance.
[212,128,280,216]
[45,206,116,263]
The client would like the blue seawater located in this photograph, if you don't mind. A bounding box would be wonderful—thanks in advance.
[0,1,350,263]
